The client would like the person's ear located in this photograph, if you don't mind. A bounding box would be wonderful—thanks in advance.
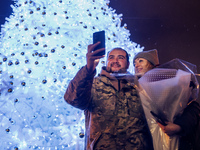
[127,61,130,69]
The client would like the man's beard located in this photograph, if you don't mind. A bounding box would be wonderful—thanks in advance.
[106,62,127,73]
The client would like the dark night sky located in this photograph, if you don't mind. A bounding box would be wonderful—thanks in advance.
[0,0,13,26]
[109,0,200,68]
[1,0,200,88]
[109,0,200,93]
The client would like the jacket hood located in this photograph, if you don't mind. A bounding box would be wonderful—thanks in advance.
[99,66,135,91]
[99,66,117,80]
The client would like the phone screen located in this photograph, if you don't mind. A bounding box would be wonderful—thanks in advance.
[93,30,105,56]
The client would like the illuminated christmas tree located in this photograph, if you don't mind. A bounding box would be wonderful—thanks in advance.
[0,0,143,149]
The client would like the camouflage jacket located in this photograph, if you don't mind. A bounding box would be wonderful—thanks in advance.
[64,66,153,150]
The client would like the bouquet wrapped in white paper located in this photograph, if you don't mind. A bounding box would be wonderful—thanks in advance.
[138,58,199,150]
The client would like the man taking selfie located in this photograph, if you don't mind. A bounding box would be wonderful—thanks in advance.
[64,42,153,150]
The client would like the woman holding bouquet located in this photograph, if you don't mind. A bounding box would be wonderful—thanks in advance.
[133,49,200,150]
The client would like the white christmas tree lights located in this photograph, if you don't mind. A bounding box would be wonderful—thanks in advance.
[0,0,143,149]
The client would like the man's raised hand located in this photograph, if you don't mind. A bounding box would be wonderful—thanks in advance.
[86,42,105,73]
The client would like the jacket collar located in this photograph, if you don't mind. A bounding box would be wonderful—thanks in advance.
[98,66,135,91]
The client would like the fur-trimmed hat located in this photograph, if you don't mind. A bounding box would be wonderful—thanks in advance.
[133,49,159,66]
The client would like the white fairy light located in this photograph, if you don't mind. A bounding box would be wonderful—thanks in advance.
[0,0,143,149]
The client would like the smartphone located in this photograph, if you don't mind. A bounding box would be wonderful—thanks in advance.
[93,30,105,56]
[150,111,167,126]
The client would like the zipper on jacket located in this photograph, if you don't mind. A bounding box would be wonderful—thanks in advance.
[117,79,120,92]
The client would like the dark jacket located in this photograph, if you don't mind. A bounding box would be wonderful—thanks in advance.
[64,66,153,150]
[174,101,200,150]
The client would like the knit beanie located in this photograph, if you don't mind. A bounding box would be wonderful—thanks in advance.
[133,49,159,66]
